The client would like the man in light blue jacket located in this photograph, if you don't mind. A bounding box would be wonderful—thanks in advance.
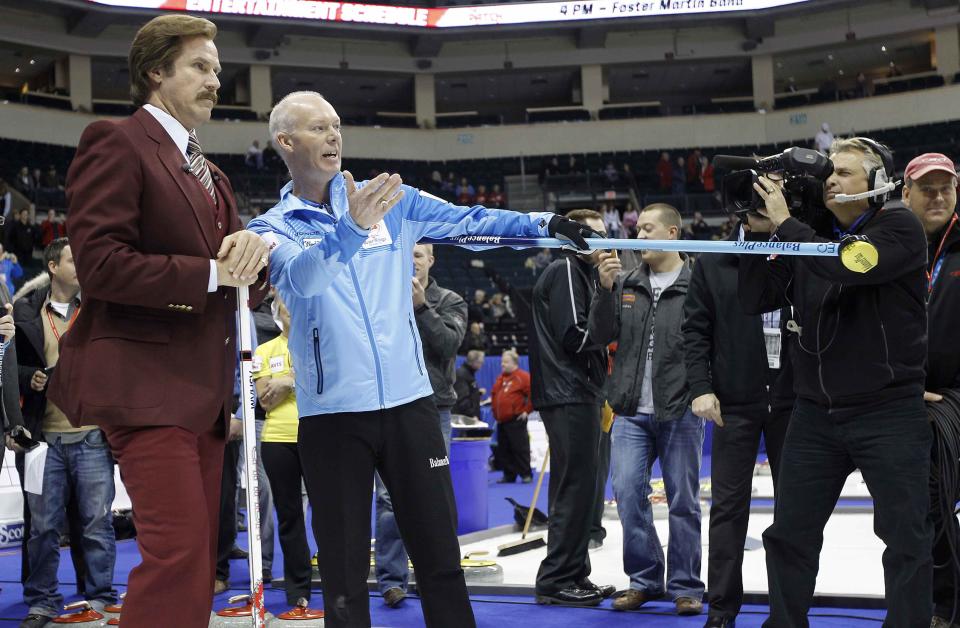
[247,91,595,628]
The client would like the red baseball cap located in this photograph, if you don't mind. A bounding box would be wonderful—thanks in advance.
[904,153,957,182]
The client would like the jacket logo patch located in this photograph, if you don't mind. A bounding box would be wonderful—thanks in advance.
[362,220,393,249]
[622,293,636,304]
[951,270,960,278]
[303,238,322,249]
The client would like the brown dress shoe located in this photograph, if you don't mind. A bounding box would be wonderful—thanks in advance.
[612,589,656,611]
[383,587,407,608]
[676,596,704,616]
[213,579,229,595]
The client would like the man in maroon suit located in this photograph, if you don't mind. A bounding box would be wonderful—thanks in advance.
[47,14,268,628]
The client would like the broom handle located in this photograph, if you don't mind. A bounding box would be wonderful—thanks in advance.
[522,448,549,539]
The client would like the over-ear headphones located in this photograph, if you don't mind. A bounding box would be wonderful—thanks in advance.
[851,137,895,209]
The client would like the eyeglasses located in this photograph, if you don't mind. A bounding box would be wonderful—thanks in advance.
[917,185,956,199]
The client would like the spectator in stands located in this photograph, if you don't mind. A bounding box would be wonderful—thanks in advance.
[15,239,118,627]
[814,122,834,154]
[622,163,638,192]
[855,72,870,98]
[39,210,65,248]
[532,247,553,271]
[887,62,903,78]
[690,212,713,240]
[453,350,486,421]
[441,172,456,197]
[542,157,561,184]
[41,167,61,191]
[701,156,716,195]
[1,179,13,223]
[672,156,687,195]
[14,167,35,199]
[684,214,794,628]
[566,155,581,175]
[602,203,622,239]
[687,150,704,192]
[6,209,38,271]
[591,204,705,616]
[460,321,490,354]
[622,201,639,238]
[254,294,320,616]
[530,208,615,608]
[488,292,508,322]
[456,177,475,205]
[602,162,619,184]
[489,184,506,208]
[30,169,42,192]
[375,243,467,607]
[0,243,23,296]
[492,349,533,484]
[38,167,64,207]
[475,184,489,206]
[656,152,673,193]
[245,139,264,170]
[468,288,488,324]
[718,214,738,241]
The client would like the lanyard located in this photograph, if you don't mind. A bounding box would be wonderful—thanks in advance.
[928,213,958,294]
[45,303,80,343]
[833,209,876,240]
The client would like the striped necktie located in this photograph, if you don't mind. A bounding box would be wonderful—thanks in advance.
[187,131,217,202]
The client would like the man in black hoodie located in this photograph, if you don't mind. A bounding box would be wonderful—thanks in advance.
[683,215,795,628]
[901,152,960,628]
[530,209,616,607]
[740,137,931,627]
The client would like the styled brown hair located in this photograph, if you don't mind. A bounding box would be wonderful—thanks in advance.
[564,208,603,225]
[128,14,217,107]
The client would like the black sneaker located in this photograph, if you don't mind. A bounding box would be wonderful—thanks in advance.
[19,615,52,628]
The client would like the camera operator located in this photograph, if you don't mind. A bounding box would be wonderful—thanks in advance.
[900,153,960,628]
[739,137,931,627]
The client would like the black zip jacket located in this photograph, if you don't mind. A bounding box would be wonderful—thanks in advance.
[738,209,927,411]
[926,211,960,392]
[0,282,24,435]
[415,277,468,409]
[452,364,482,418]
[683,230,795,416]
[529,253,608,409]
[591,259,692,420]
[13,286,54,436]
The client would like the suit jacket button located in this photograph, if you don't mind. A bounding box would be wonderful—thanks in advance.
[217,221,223,230]
[225,337,230,345]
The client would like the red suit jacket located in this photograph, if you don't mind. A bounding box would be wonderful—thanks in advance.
[49,108,261,432]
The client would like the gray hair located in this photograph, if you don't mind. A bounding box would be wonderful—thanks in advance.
[268,90,326,153]
[829,137,885,177]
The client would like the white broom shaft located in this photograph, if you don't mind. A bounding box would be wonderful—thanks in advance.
[237,286,265,628]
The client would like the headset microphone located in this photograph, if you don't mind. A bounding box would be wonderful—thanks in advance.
[833,180,899,203]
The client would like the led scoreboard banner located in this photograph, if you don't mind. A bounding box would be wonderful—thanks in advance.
[87,0,811,28]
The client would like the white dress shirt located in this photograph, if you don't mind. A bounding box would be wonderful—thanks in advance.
[142,104,218,292]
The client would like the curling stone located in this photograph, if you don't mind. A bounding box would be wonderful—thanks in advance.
[209,594,275,627]
[265,598,324,627]
[460,552,504,585]
[51,601,106,627]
